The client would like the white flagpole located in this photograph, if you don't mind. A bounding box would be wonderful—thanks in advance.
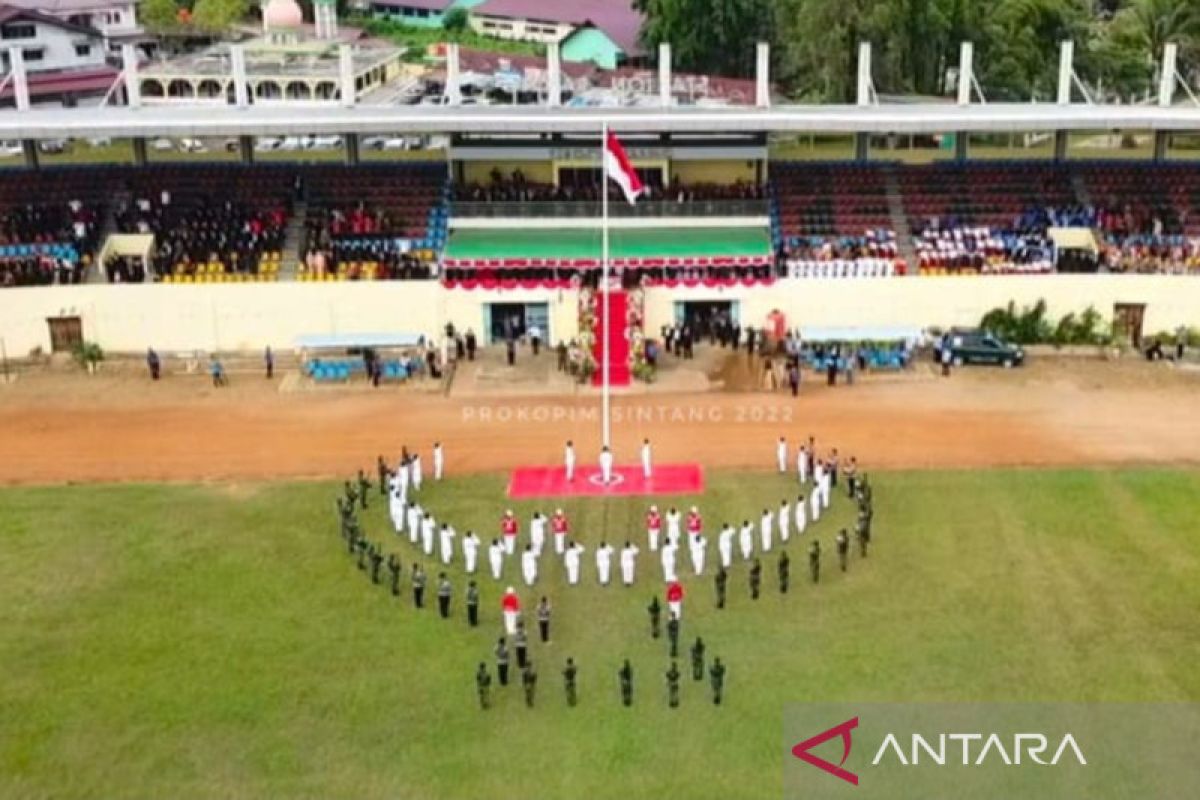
[600,121,612,450]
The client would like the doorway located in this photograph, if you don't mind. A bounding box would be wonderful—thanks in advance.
[46,316,83,353]
[486,302,550,344]
[1112,303,1145,348]
[674,300,738,335]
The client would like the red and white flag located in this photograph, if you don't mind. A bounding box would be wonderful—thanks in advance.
[604,131,645,205]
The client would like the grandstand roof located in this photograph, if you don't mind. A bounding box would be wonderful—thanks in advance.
[1,102,1199,140]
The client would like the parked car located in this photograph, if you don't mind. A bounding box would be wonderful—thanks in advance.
[0,141,24,158]
[178,137,207,153]
[306,135,342,150]
[278,136,306,151]
[943,331,1025,368]
[38,138,68,154]
[151,137,175,152]
[254,136,282,152]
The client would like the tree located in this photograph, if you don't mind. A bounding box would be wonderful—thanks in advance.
[634,0,776,78]
[141,0,181,31]
[443,7,469,33]
[191,0,248,32]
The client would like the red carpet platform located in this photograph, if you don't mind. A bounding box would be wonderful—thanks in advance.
[591,290,631,387]
[507,464,704,499]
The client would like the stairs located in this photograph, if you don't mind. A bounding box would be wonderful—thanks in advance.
[591,290,631,387]
[281,201,307,277]
[883,166,918,271]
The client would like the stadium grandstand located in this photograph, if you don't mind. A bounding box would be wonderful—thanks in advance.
[2,27,1200,370]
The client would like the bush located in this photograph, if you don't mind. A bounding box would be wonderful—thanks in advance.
[72,341,104,371]
[980,301,1110,346]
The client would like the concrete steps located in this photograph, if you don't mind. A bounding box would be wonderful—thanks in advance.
[883,165,919,269]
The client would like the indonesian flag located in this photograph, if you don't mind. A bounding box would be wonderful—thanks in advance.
[604,131,645,205]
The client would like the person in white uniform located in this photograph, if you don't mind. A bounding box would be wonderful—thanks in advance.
[564,440,576,482]
[564,541,585,585]
[646,505,662,552]
[529,512,546,557]
[389,485,405,534]
[718,524,735,569]
[521,545,538,586]
[406,502,422,546]
[739,520,754,561]
[776,436,788,473]
[421,514,436,556]
[397,457,411,500]
[795,493,808,536]
[778,499,791,543]
[689,533,707,576]
[760,508,773,552]
[488,539,505,580]
[595,540,615,585]
[462,530,480,574]
[432,442,444,481]
[620,541,639,586]
[439,523,456,565]
[820,464,832,509]
[810,485,821,523]
[641,438,653,479]
[660,540,678,583]
[599,445,614,485]
[411,453,423,492]
[666,507,682,548]
[796,444,808,484]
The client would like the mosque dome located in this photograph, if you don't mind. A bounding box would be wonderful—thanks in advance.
[263,0,303,29]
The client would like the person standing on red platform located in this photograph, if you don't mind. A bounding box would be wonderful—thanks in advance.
[501,510,519,556]
[666,580,684,621]
[551,508,570,556]
[501,586,521,635]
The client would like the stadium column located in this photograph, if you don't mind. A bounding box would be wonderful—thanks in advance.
[954,133,968,162]
[21,140,38,170]
[344,134,360,166]
[239,136,255,165]
[1153,132,1169,162]
[854,134,870,162]
[132,137,148,167]
[1053,131,1068,161]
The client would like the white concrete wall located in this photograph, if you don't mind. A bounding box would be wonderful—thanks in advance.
[0,281,579,355]
[2,276,1199,356]
[642,275,1200,336]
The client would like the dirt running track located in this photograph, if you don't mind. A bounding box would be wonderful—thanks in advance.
[1,357,1198,485]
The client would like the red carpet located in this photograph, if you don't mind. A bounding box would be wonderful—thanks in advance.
[591,290,631,387]
[507,464,704,499]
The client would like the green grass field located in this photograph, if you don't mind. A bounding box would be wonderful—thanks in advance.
[2,468,1199,799]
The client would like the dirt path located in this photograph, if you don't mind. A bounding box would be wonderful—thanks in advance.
[1,353,1197,485]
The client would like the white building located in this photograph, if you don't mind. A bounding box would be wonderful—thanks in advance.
[0,5,117,106]
[4,0,142,54]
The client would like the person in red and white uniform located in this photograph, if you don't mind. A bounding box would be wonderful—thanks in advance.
[686,506,703,542]
[551,509,570,556]
[501,586,521,635]
[666,580,684,620]
[501,510,519,556]
[646,505,662,552]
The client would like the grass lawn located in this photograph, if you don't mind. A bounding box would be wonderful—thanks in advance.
[1,468,1198,799]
